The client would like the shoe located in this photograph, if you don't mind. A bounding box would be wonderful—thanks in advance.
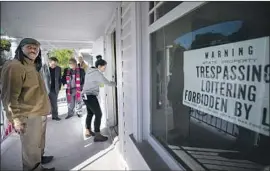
[41,156,54,164]
[85,129,95,137]
[65,115,73,119]
[42,167,55,171]
[94,133,108,142]
[52,117,61,121]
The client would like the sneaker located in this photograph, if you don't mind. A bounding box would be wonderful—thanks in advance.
[85,129,95,137]
[52,117,61,121]
[42,167,55,171]
[65,115,73,119]
[94,133,108,142]
[41,156,54,164]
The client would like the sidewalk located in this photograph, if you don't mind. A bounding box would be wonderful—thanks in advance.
[1,101,126,170]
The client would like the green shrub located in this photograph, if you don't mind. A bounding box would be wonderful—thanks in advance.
[0,39,11,52]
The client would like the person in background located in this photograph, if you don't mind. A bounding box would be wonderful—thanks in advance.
[62,58,85,119]
[39,55,54,165]
[78,56,88,72]
[0,38,54,171]
[82,55,116,142]
[48,57,62,121]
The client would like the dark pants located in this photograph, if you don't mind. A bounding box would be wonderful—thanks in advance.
[49,90,59,118]
[83,95,102,133]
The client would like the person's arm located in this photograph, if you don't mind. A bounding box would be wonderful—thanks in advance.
[61,68,67,86]
[84,63,89,71]
[97,71,116,86]
[80,68,85,91]
[2,64,25,124]
[58,67,62,90]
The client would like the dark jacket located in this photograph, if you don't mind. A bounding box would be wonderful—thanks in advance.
[49,66,62,94]
[62,67,85,91]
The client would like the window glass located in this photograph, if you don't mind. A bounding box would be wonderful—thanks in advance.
[149,1,155,11]
[150,2,270,170]
[156,1,182,20]
[149,2,183,25]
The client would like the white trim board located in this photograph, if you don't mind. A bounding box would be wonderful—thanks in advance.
[140,1,151,141]
[148,2,206,34]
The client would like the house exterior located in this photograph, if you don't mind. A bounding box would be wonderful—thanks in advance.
[1,1,269,170]
[93,1,270,170]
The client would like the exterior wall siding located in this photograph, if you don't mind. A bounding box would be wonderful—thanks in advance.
[118,3,149,169]
[102,2,150,170]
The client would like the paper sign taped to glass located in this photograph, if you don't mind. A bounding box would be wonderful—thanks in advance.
[182,36,270,136]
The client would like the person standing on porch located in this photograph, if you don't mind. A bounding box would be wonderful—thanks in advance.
[78,56,89,72]
[39,56,55,165]
[62,58,85,119]
[48,57,62,121]
[0,38,55,171]
[82,55,116,142]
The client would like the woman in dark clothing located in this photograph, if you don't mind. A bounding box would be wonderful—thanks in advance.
[82,55,116,142]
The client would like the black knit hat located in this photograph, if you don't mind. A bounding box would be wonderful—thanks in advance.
[19,38,40,47]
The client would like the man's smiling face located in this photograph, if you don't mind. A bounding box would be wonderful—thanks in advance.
[21,44,40,60]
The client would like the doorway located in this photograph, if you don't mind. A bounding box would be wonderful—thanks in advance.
[111,31,119,135]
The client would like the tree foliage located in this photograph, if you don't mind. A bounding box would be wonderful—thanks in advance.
[0,39,12,68]
[0,39,11,52]
[48,49,75,68]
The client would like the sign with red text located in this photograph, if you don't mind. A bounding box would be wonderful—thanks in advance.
[183,37,270,136]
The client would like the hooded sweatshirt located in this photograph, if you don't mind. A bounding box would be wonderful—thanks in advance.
[82,67,116,96]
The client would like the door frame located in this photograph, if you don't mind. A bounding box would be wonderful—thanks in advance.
[104,7,119,129]
[111,31,119,129]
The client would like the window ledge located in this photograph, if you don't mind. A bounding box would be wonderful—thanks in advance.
[130,134,171,171]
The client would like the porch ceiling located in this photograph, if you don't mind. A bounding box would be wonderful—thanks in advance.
[1,1,118,49]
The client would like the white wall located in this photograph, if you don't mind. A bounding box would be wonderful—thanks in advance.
[92,36,104,59]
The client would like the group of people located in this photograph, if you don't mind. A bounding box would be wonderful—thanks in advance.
[0,38,116,171]
[48,57,85,121]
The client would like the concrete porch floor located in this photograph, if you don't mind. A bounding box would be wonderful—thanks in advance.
[1,97,125,170]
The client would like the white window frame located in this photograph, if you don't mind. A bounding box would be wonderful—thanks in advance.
[141,1,208,170]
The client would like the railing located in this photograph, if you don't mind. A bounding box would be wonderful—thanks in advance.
[189,108,239,137]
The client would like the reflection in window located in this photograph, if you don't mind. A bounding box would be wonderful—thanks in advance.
[156,1,183,20]
[174,20,243,50]
[150,2,270,171]
[149,1,183,25]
